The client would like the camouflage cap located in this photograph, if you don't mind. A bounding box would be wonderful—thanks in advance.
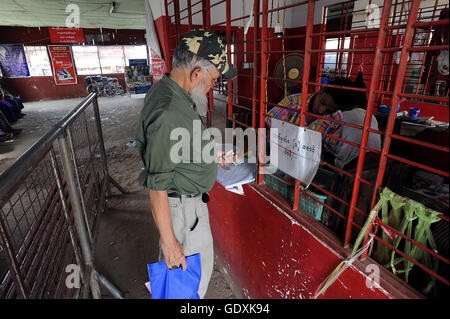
[178,29,237,79]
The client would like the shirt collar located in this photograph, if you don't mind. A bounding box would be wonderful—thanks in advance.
[161,73,195,109]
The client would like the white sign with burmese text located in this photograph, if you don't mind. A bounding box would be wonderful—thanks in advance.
[270,118,322,187]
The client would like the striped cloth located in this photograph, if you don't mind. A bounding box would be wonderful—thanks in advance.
[308,110,344,153]
[266,93,343,154]
[266,93,306,126]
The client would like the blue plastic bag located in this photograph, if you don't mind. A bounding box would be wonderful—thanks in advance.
[147,253,202,299]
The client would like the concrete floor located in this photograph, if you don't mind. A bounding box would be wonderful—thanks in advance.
[0,92,236,299]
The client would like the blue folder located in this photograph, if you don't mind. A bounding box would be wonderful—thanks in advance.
[147,253,201,299]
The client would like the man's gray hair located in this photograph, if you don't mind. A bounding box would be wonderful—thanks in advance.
[172,47,216,72]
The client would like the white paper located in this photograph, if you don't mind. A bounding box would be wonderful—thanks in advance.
[270,119,322,187]
[216,162,256,195]
[215,144,256,195]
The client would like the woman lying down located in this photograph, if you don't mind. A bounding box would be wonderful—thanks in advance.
[266,72,381,171]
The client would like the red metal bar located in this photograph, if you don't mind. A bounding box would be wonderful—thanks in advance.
[387,18,449,31]
[258,0,269,185]
[370,229,449,286]
[423,54,436,97]
[204,0,211,27]
[385,153,449,178]
[309,182,352,210]
[373,217,449,264]
[309,27,380,39]
[292,0,315,212]
[187,0,193,29]
[370,0,422,211]
[260,125,378,187]
[174,0,202,17]
[315,5,327,91]
[319,161,374,188]
[174,0,181,42]
[212,14,252,27]
[228,117,252,129]
[226,0,232,121]
[391,134,449,153]
[164,0,172,72]
[310,48,376,53]
[379,45,449,52]
[264,33,306,42]
[298,187,348,221]
[214,98,253,113]
[252,0,260,129]
[344,0,393,249]
[413,2,435,96]
[307,81,369,92]
[373,90,450,103]
[202,0,213,126]
[336,2,350,76]
[207,0,226,10]
[385,1,399,94]
[263,0,308,15]
[398,92,449,102]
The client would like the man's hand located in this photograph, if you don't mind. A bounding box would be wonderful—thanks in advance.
[216,149,232,167]
[161,238,187,270]
[148,190,187,271]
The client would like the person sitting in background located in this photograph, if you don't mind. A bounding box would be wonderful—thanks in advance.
[267,72,381,170]
[0,109,22,138]
[0,129,12,143]
[0,87,26,122]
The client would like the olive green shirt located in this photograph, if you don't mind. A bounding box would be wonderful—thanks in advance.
[135,74,218,195]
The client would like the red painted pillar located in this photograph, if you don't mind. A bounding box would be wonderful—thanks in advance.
[370,0,421,208]
[344,0,392,249]
[293,0,315,211]
[251,0,260,129]
[258,0,269,185]
[226,0,232,121]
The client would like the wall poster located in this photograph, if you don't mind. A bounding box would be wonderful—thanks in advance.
[48,45,78,85]
[0,44,30,78]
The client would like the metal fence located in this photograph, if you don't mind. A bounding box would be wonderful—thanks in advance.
[0,93,124,299]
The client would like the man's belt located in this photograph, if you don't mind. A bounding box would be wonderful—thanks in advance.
[168,192,198,198]
[168,192,210,203]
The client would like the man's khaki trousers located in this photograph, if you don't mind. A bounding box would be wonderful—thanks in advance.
[159,195,214,299]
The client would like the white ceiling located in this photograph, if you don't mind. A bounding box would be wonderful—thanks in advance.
[0,0,148,29]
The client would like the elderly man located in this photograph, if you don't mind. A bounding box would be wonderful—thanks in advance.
[135,29,236,298]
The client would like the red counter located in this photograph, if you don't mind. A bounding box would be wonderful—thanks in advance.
[208,182,423,299]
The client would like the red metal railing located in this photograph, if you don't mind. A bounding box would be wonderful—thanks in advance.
[163,0,449,297]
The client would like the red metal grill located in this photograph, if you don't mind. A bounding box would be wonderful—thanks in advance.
[163,0,449,298]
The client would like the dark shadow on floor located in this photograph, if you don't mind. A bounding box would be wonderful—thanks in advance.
[93,190,236,299]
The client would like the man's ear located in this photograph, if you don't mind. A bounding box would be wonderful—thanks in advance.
[190,68,202,85]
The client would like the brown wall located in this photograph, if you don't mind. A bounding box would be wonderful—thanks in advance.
[1,74,127,101]
[0,26,145,101]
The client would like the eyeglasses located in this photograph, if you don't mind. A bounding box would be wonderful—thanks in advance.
[206,69,220,87]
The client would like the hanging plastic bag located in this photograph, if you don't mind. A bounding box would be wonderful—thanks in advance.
[147,253,202,299]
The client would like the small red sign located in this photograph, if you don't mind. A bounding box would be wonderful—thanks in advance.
[48,27,85,44]
[150,48,166,83]
[48,45,78,85]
